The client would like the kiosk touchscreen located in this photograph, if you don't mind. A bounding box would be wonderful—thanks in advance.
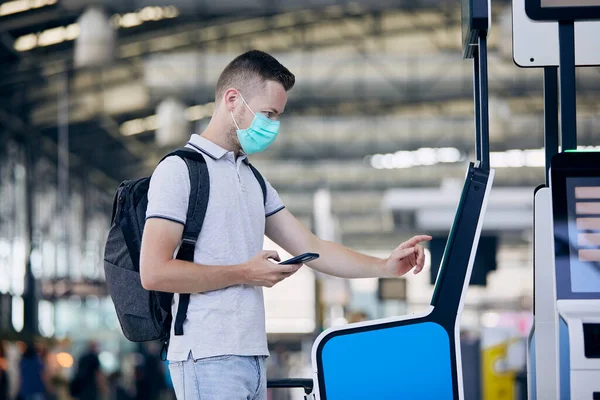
[311,163,494,400]
[551,152,600,398]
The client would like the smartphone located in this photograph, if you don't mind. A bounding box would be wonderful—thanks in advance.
[279,252,320,265]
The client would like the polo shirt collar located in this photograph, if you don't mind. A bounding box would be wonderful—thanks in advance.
[187,134,248,163]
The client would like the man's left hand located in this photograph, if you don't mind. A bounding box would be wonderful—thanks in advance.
[382,235,432,277]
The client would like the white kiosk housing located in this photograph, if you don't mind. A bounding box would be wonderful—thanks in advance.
[531,152,600,399]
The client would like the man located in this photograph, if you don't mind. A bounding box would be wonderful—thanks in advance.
[140,50,431,400]
[71,341,107,400]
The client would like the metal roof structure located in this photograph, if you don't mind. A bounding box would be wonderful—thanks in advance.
[1,0,599,248]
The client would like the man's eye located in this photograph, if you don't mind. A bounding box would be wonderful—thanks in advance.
[263,111,274,118]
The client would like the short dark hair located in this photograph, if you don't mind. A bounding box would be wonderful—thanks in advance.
[215,50,295,101]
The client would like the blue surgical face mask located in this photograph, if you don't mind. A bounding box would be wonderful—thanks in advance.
[231,94,280,155]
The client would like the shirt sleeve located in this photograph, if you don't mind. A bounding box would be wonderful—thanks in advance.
[264,178,285,217]
[146,156,191,225]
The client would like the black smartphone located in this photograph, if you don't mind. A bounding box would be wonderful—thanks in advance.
[279,252,320,265]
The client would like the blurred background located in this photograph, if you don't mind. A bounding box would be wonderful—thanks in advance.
[0,0,599,399]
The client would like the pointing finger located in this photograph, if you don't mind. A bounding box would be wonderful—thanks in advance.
[398,235,433,249]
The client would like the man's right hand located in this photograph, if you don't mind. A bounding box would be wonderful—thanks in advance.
[242,250,302,288]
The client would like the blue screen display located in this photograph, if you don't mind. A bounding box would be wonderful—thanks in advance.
[320,322,454,399]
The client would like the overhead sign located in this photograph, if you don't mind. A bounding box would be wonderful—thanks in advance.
[526,0,600,21]
[513,0,600,67]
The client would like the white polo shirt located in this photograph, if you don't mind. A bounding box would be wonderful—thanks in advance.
[146,134,285,361]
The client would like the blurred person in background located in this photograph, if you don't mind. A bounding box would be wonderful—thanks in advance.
[134,343,166,400]
[17,341,51,400]
[0,342,8,400]
[141,49,431,400]
[107,371,133,400]
[70,341,107,400]
[35,343,56,400]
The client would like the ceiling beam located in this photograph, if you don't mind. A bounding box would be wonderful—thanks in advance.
[0,8,462,89]
[0,106,117,191]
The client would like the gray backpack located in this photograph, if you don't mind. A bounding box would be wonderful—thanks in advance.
[104,148,266,355]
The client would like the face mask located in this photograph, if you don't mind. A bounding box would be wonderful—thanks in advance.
[231,94,280,155]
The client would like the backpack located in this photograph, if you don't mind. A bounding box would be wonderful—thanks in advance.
[104,147,267,351]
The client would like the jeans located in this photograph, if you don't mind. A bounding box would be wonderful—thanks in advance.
[168,353,266,400]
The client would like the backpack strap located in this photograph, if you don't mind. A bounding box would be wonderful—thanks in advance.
[158,150,266,337]
[246,160,267,207]
[160,148,210,336]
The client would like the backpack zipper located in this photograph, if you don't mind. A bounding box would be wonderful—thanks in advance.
[118,195,125,217]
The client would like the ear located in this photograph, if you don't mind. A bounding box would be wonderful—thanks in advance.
[223,88,239,112]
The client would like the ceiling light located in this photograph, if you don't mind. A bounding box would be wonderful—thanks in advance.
[186,105,205,121]
[490,152,507,168]
[145,115,158,131]
[37,26,66,47]
[505,150,525,168]
[0,0,55,16]
[437,147,461,163]
[370,147,466,170]
[186,102,214,121]
[415,148,438,166]
[121,102,213,136]
[392,152,415,168]
[14,6,181,52]
[65,23,80,41]
[578,145,600,151]
[120,13,142,28]
[120,119,146,136]
[0,0,30,17]
[139,6,161,21]
[110,14,122,28]
[163,6,180,19]
[371,154,384,169]
[524,149,545,167]
[31,0,47,8]
[382,154,395,169]
[14,34,37,52]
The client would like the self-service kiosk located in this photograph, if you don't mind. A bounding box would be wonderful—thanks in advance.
[553,152,600,399]
[530,152,600,399]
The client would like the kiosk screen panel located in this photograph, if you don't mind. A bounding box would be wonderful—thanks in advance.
[566,178,600,293]
[554,158,600,301]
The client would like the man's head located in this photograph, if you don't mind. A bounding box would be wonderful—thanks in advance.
[87,340,99,353]
[213,50,295,153]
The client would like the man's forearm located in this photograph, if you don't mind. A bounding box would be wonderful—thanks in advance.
[141,259,247,293]
[311,239,385,279]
